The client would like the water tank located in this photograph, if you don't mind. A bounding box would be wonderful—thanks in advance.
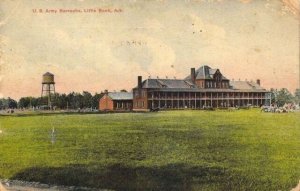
[42,72,55,84]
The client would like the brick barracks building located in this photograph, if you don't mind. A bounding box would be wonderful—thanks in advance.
[99,91,133,111]
[133,65,271,111]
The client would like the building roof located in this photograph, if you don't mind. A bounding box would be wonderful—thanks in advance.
[43,72,54,76]
[230,81,265,90]
[108,92,133,100]
[141,79,195,89]
[135,65,268,92]
[185,65,228,80]
[146,88,268,93]
[139,79,267,92]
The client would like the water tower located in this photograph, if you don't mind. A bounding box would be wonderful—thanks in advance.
[41,72,55,108]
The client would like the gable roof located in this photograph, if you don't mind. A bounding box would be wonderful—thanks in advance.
[185,65,228,80]
[230,81,265,90]
[43,72,54,76]
[134,65,267,92]
[140,79,196,89]
[108,92,133,100]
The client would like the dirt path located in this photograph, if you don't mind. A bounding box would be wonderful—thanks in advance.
[1,180,299,191]
[291,180,300,191]
[0,182,69,191]
[0,180,112,191]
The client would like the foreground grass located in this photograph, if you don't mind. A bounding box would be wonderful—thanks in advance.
[0,110,299,190]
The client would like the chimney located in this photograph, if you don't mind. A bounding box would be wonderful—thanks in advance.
[191,68,196,83]
[138,76,142,88]
[104,89,108,95]
[256,79,260,86]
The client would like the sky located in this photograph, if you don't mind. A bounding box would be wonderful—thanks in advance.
[0,0,299,100]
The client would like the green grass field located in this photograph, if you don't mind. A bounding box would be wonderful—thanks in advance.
[0,110,299,191]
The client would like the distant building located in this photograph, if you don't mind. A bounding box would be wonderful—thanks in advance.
[99,91,133,111]
[133,65,271,111]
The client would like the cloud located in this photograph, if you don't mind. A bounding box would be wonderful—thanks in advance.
[0,0,21,27]
[0,74,3,96]
[143,19,164,32]
[188,14,226,47]
[145,36,176,76]
[198,0,299,17]
[239,0,252,3]
[0,0,298,98]
[264,0,299,18]
[110,32,176,78]
[281,0,299,16]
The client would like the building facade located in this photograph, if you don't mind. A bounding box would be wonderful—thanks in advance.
[99,91,133,111]
[133,65,271,111]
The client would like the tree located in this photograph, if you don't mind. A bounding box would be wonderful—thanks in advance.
[7,97,17,109]
[18,97,32,108]
[31,97,41,107]
[92,92,104,109]
[270,88,278,105]
[55,93,68,109]
[82,91,93,108]
[294,89,300,105]
[66,92,76,109]
[276,88,293,106]
[0,99,5,110]
[0,98,8,109]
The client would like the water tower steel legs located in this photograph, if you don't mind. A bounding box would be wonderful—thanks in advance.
[41,83,55,108]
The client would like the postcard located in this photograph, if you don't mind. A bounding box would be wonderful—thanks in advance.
[0,0,299,190]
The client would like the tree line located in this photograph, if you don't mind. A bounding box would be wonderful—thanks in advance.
[270,88,300,107]
[0,91,106,110]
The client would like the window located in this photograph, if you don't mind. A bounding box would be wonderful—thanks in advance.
[142,90,147,97]
[134,90,139,98]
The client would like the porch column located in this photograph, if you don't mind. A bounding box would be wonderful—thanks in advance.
[200,93,202,108]
[195,92,197,108]
[158,92,161,108]
[171,92,174,109]
[204,92,207,107]
[189,92,191,108]
[226,92,230,107]
[217,92,219,108]
[165,92,167,108]
[210,92,213,107]
[177,92,179,108]
[152,92,154,108]
[222,92,224,107]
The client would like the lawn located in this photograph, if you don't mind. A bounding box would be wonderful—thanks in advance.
[0,110,299,190]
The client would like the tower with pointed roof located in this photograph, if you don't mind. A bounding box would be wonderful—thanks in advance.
[185,65,230,89]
